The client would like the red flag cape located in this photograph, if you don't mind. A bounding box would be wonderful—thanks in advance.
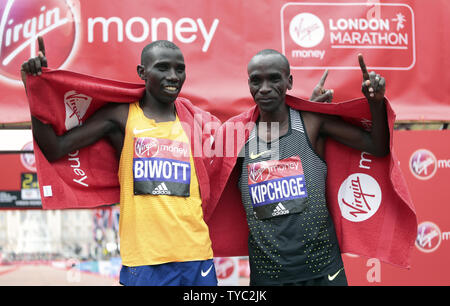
[27,69,416,267]
[206,95,417,268]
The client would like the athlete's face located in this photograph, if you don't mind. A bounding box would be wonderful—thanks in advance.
[138,46,186,104]
[247,54,292,113]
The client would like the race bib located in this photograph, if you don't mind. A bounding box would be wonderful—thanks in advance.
[247,156,308,219]
[133,137,191,197]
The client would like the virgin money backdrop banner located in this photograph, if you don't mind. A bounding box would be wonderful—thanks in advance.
[0,0,449,123]
[343,130,450,285]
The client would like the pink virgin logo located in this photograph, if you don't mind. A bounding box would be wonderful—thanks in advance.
[409,149,437,180]
[416,221,441,253]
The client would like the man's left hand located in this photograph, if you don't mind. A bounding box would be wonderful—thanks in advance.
[310,69,334,103]
[359,54,386,103]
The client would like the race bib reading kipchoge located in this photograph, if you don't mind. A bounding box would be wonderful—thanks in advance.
[247,156,308,219]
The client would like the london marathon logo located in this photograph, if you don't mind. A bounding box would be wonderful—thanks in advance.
[281,2,415,70]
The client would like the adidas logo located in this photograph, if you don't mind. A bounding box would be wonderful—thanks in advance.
[272,203,289,216]
[151,182,171,195]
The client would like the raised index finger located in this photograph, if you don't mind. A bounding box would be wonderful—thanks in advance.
[318,69,329,88]
[38,36,45,56]
[358,53,369,80]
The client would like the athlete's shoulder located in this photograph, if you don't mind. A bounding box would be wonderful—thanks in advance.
[93,102,130,131]
[99,102,129,117]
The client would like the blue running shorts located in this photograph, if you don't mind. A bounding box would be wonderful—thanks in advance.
[119,259,217,286]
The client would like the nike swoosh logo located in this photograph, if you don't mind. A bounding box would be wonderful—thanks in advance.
[201,265,213,277]
[328,268,343,281]
[250,150,271,159]
[133,127,156,134]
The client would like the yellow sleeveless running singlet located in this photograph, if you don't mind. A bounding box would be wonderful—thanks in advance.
[118,102,213,266]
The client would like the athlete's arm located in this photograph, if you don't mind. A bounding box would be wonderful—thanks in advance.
[305,54,389,157]
[31,104,128,162]
[22,37,128,161]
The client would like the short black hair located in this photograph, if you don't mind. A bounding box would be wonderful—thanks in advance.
[252,49,290,75]
[140,40,181,65]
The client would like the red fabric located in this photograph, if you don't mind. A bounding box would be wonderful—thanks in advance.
[207,95,417,268]
[26,68,219,213]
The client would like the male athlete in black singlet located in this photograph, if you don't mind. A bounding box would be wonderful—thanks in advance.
[238,50,388,285]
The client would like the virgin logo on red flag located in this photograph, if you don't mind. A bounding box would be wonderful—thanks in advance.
[281,2,415,70]
[64,90,92,130]
[0,0,80,85]
[338,173,382,222]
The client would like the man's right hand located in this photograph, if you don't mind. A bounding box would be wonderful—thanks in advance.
[21,36,47,89]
